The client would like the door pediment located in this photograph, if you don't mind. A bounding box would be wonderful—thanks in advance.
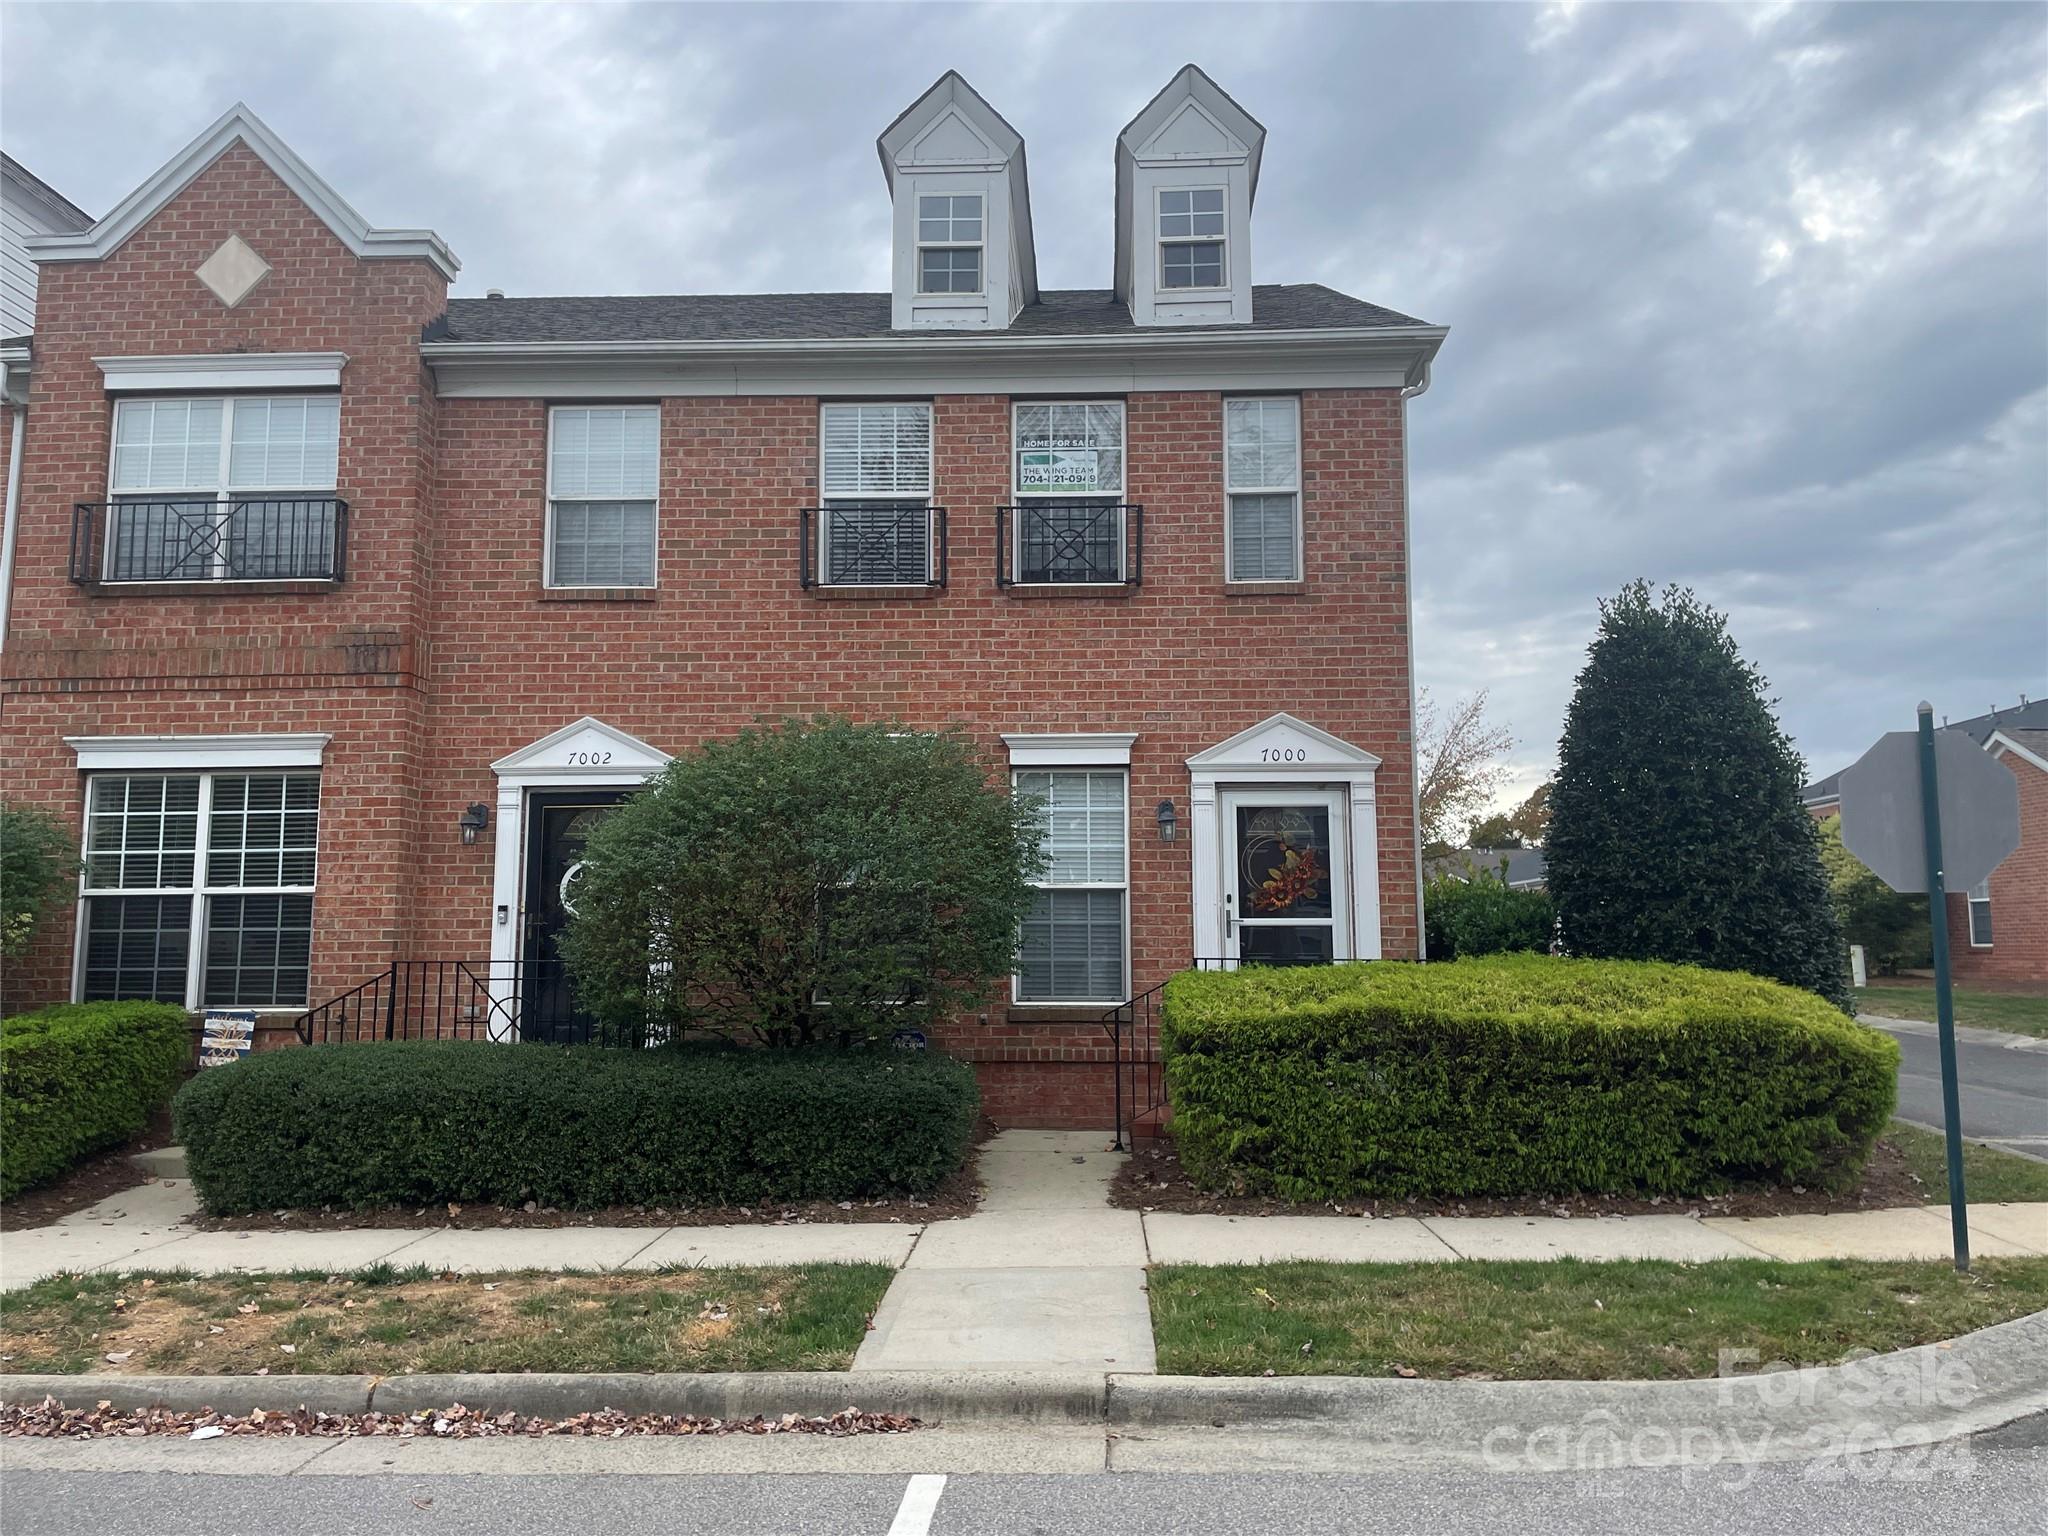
[1186,713,1381,778]
[491,717,672,781]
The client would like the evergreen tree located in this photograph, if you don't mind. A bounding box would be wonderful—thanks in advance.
[1547,581,1849,1008]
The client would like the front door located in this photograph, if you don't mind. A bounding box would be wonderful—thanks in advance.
[1220,788,1350,965]
[520,789,631,1042]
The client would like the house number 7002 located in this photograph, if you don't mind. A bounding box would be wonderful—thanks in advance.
[565,751,613,765]
[1259,747,1307,762]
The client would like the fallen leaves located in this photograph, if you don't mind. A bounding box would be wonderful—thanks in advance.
[1,1396,923,1441]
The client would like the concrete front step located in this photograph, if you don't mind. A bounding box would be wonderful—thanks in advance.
[131,1146,188,1180]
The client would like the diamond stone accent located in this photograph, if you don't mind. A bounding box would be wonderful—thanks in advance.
[195,236,271,308]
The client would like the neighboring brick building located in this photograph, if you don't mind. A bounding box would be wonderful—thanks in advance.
[0,70,1446,1127]
[1805,699,2048,986]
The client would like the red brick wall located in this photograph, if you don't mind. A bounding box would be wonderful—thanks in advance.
[1948,750,2047,984]
[1,147,1421,1127]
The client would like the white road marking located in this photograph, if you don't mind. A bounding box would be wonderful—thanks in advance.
[887,1473,947,1535]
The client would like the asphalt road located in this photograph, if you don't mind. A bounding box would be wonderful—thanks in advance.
[5,1454,2046,1536]
[1874,1018,2048,1160]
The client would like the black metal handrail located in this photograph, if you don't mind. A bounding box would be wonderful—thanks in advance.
[72,496,349,585]
[296,959,583,1046]
[996,503,1143,587]
[800,504,947,589]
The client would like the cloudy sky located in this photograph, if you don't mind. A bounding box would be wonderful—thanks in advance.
[5,1,2043,805]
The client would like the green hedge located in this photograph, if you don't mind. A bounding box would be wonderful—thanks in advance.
[1,1002,191,1199]
[173,1040,980,1213]
[1162,955,1898,1200]
[1423,870,1554,960]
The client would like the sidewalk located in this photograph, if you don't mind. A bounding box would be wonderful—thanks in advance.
[6,1135,2046,1365]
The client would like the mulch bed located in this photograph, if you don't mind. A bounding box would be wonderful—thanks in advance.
[0,1109,175,1233]
[0,1398,921,1440]
[1111,1133,1934,1221]
[189,1120,995,1233]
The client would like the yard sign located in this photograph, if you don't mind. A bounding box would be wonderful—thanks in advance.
[199,1008,259,1069]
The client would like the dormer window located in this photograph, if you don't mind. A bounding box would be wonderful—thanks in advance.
[916,195,984,294]
[1158,188,1226,289]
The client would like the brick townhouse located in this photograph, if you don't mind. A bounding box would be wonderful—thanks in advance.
[0,68,1446,1126]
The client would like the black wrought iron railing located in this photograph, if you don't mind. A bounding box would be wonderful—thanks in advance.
[997,503,1143,587]
[800,504,947,588]
[72,496,349,585]
[294,959,617,1046]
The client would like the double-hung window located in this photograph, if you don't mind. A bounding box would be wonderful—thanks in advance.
[1224,397,1302,582]
[78,771,321,1009]
[1968,879,1993,947]
[107,396,341,581]
[818,403,935,585]
[916,194,983,294]
[547,405,659,588]
[1013,770,1128,1003]
[1158,188,1226,289]
[1012,401,1127,584]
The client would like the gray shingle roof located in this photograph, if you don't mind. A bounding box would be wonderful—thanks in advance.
[427,283,1429,345]
[1804,697,2048,801]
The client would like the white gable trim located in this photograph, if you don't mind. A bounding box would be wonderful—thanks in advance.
[1988,730,2048,776]
[1002,732,1138,767]
[66,732,330,770]
[1186,712,1383,775]
[491,716,672,780]
[25,103,458,280]
[1135,98,1250,165]
[95,351,347,393]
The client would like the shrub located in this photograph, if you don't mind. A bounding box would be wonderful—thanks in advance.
[1162,954,1897,1201]
[1546,582,1849,1009]
[1423,868,1553,959]
[1,1001,190,1199]
[559,717,1044,1046]
[1817,814,1930,976]
[1,799,78,966]
[173,1039,980,1213]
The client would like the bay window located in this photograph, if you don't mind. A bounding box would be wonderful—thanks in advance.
[1014,769,1128,1003]
[79,771,321,1009]
[547,405,659,588]
[1224,397,1302,582]
[817,402,936,585]
[105,395,341,581]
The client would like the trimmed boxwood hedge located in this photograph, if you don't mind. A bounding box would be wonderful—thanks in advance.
[172,1040,980,1213]
[1162,954,1898,1200]
[1,1001,191,1199]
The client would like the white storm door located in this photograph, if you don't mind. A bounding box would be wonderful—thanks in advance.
[1219,787,1350,965]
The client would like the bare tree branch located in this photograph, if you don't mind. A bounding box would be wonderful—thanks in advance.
[1415,687,1515,850]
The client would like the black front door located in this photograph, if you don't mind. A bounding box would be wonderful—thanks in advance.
[520,789,631,1042]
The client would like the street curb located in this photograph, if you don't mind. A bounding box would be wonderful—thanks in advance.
[1861,1015,2048,1053]
[5,1310,2044,1461]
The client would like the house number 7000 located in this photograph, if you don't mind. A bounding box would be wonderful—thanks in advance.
[1259,747,1307,762]
[565,751,613,765]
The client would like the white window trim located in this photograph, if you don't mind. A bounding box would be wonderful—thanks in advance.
[817,401,936,587]
[914,193,986,298]
[1008,399,1129,587]
[65,733,331,771]
[1223,395,1304,584]
[71,768,322,1015]
[1001,732,1137,767]
[1009,762,1131,1007]
[96,352,347,393]
[105,394,342,585]
[544,404,661,590]
[1157,186,1230,293]
[1967,879,1993,949]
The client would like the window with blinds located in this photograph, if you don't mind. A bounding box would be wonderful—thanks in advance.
[79,771,321,1009]
[819,403,933,584]
[1224,397,1302,582]
[1013,769,1128,1003]
[547,405,659,588]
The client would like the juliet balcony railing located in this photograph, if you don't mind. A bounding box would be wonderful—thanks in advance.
[996,502,1143,588]
[71,496,349,585]
[799,504,948,589]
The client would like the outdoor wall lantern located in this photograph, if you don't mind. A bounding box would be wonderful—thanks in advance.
[459,803,491,845]
[1156,799,1178,843]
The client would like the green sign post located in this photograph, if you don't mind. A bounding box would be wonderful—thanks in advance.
[1913,703,1970,1272]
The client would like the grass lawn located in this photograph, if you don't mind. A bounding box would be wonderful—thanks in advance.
[1149,1257,2048,1380]
[1853,985,2048,1039]
[1885,1120,2048,1204]
[0,1262,893,1376]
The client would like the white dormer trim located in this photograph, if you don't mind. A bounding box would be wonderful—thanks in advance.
[94,351,348,393]
[24,102,459,280]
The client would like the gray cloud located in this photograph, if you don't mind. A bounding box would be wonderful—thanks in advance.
[4,1,2041,800]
